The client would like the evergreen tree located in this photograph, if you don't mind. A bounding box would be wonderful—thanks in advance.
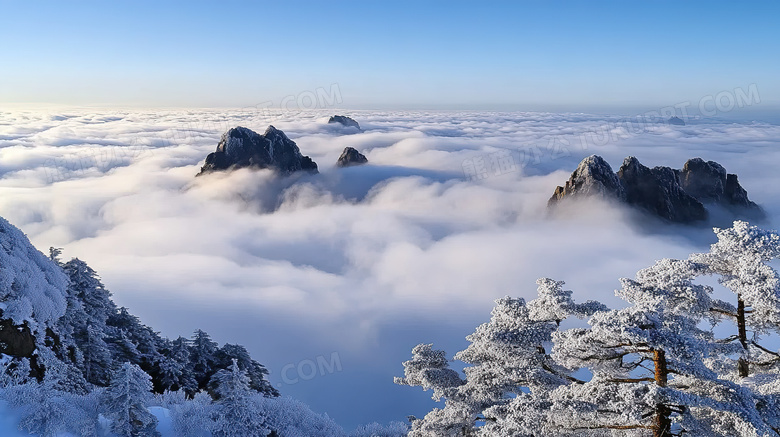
[104,362,160,437]
[395,343,467,436]
[109,329,143,366]
[169,390,215,437]
[396,279,603,436]
[107,307,163,369]
[190,329,219,390]
[691,220,780,378]
[157,337,197,393]
[62,258,115,331]
[210,359,271,437]
[216,343,278,397]
[79,323,113,385]
[549,258,772,436]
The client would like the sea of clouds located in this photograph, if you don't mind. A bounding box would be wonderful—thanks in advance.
[0,107,778,428]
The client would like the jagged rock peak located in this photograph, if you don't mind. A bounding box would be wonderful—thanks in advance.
[548,155,624,207]
[198,125,318,176]
[617,156,707,223]
[668,116,686,126]
[679,158,727,202]
[679,158,760,212]
[549,155,763,224]
[328,115,360,130]
[336,147,368,168]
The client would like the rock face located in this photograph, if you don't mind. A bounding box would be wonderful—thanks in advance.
[548,156,624,206]
[668,116,686,126]
[679,158,727,202]
[617,157,707,223]
[328,115,360,130]
[549,155,763,223]
[336,147,368,167]
[198,126,318,176]
[678,158,761,212]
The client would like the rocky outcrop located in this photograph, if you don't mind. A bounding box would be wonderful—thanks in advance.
[328,115,360,130]
[549,155,763,223]
[668,116,686,126]
[548,156,624,207]
[336,147,368,167]
[678,158,762,212]
[679,158,726,202]
[198,126,318,176]
[0,317,36,357]
[617,157,707,223]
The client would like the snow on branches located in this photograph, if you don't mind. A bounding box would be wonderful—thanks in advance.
[398,221,780,436]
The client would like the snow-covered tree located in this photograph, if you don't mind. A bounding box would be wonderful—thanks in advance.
[397,279,604,436]
[691,220,780,379]
[395,343,466,436]
[217,343,278,397]
[395,343,464,402]
[1,354,102,436]
[165,390,215,437]
[256,396,348,437]
[62,258,115,332]
[550,258,773,436]
[190,329,219,390]
[350,421,410,437]
[107,307,163,370]
[78,323,113,385]
[0,217,68,332]
[157,336,197,393]
[210,359,271,437]
[104,362,160,437]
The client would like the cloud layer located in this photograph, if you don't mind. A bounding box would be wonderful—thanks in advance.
[1,108,778,428]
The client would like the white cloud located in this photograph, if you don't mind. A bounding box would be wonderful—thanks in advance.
[0,108,778,428]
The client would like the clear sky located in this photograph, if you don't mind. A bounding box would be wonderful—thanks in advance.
[1,0,778,110]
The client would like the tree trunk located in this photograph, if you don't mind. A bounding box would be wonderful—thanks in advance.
[653,349,672,437]
[737,295,749,377]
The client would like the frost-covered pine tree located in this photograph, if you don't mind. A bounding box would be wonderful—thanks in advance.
[107,307,163,370]
[0,217,68,332]
[157,336,197,393]
[79,323,113,385]
[104,362,160,437]
[550,258,773,437]
[475,280,605,437]
[62,258,115,332]
[691,220,780,379]
[395,343,466,435]
[217,343,278,397]
[190,329,219,390]
[167,390,215,437]
[396,279,604,436]
[8,353,95,436]
[210,359,271,437]
[59,257,116,383]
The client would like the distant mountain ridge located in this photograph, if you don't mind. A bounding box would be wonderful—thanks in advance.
[548,155,764,223]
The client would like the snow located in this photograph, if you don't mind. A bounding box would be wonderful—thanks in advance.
[0,400,31,437]
[149,407,174,436]
[0,217,68,331]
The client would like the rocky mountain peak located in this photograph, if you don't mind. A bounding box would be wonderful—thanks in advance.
[199,125,318,176]
[336,147,368,167]
[549,155,763,223]
[548,155,625,206]
[328,115,360,130]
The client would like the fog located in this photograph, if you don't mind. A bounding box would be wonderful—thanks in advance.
[0,108,778,428]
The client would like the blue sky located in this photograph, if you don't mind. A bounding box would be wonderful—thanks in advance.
[1,1,778,110]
